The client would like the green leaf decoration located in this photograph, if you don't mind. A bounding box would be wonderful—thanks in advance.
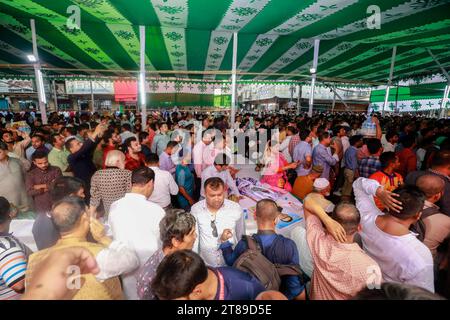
[209,53,222,60]
[411,100,422,111]
[231,7,257,16]
[198,83,207,92]
[73,0,104,8]
[171,51,184,57]
[165,32,183,41]
[246,55,260,61]
[155,5,184,15]
[173,63,185,68]
[280,57,293,64]
[175,82,183,92]
[60,25,81,36]
[114,30,134,40]
[8,24,27,34]
[222,25,240,31]
[213,37,228,45]
[296,13,322,21]
[256,38,273,47]
[85,47,100,55]
[388,102,396,110]
[274,28,293,34]
[295,42,311,50]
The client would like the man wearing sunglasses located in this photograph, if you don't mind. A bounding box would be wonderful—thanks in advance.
[191,177,244,268]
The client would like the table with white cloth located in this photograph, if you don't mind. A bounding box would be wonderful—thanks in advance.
[238,185,305,237]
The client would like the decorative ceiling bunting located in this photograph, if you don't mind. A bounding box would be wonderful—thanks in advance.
[254,39,313,80]
[287,41,358,79]
[320,0,450,39]
[216,0,271,32]
[237,33,279,73]
[203,31,233,80]
[160,27,187,76]
[69,0,128,24]
[150,0,189,28]
[269,0,359,36]
[106,24,156,71]
[337,46,418,78]
[205,0,271,80]
[360,19,450,44]
[0,13,91,72]
[1,0,123,72]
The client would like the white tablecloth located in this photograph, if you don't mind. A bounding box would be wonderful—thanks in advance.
[239,190,304,237]
[9,219,37,252]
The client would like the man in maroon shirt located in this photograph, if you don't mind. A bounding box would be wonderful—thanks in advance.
[123,137,146,171]
[25,150,62,214]
[397,135,417,178]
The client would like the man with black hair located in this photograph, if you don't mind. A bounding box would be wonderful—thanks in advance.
[312,131,340,181]
[381,130,399,153]
[293,129,313,177]
[353,177,434,292]
[159,140,178,175]
[359,138,383,178]
[26,196,139,300]
[342,135,364,200]
[32,176,86,250]
[397,134,418,178]
[66,123,107,197]
[0,141,30,211]
[25,150,62,214]
[220,199,306,300]
[151,122,170,156]
[406,150,450,216]
[76,123,90,141]
[123,136,145,171]
[151,250,265,300]
[108,167,165,299]
[0,196,30,300]
[370,152,403,210]
[303,199,381,300]
[119,123,135,142]
[48,133,71,175]
[101,129,122,168]
[200,153,240,199]
[353,282,444,300]
[25,134,51,161]
[145,153,178,209]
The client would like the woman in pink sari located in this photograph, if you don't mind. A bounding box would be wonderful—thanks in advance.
[260,140,298,192]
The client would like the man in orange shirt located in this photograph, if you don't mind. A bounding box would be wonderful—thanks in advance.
[370,152,403,211]
[292,165,323,200]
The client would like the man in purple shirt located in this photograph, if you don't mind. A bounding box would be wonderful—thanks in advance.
[312,132,340,181]
[293,129,313,177]
[159,141,178,175]
[151,250,265,300]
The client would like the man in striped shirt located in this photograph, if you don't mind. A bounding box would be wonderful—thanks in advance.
[0,196,30,300]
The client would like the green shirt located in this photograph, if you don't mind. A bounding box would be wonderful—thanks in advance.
[48,147,70,173]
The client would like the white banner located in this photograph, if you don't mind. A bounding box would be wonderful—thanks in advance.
[65,80,114,94]
[0,79,34,93]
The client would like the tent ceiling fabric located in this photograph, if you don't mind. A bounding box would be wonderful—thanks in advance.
[0,0,449,83]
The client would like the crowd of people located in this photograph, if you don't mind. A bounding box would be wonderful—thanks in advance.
[0,109,449,300]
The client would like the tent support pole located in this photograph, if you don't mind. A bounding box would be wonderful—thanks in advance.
[52,80,58,112]
[330,86,349,111]
[231,32,238,125]
[297,84,301,115]
[90,80,95,114]
[440,85,450,119]
[30,19,47,124]
[139,25,147,131]
[308,39,320,117]
[427,49,450,119]
[382,46,397,116]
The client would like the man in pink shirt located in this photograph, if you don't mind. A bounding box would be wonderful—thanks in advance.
[304,199,382,300]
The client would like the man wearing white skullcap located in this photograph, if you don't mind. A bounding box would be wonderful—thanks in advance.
[304,178,335,214]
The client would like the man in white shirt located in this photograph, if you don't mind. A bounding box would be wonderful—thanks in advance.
[200,153,240,199]
[145,153,179,209]
[108,167,166,299]
[381,130,399,153]
[191,177,245,267]
[353,177,435,293]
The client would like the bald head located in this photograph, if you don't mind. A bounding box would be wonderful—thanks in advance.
[255,199,279,222]
[416,175,445,199]
[330,203,360,235]
[51,196,87,233]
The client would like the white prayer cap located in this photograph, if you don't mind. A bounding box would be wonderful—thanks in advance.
[313,178,330,190]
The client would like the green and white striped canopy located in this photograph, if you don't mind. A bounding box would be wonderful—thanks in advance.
[0,0,449,84]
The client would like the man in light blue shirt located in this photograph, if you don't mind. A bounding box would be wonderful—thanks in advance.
[312,132,340,181]
[151,122,170,156]
[293,129,313,177]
